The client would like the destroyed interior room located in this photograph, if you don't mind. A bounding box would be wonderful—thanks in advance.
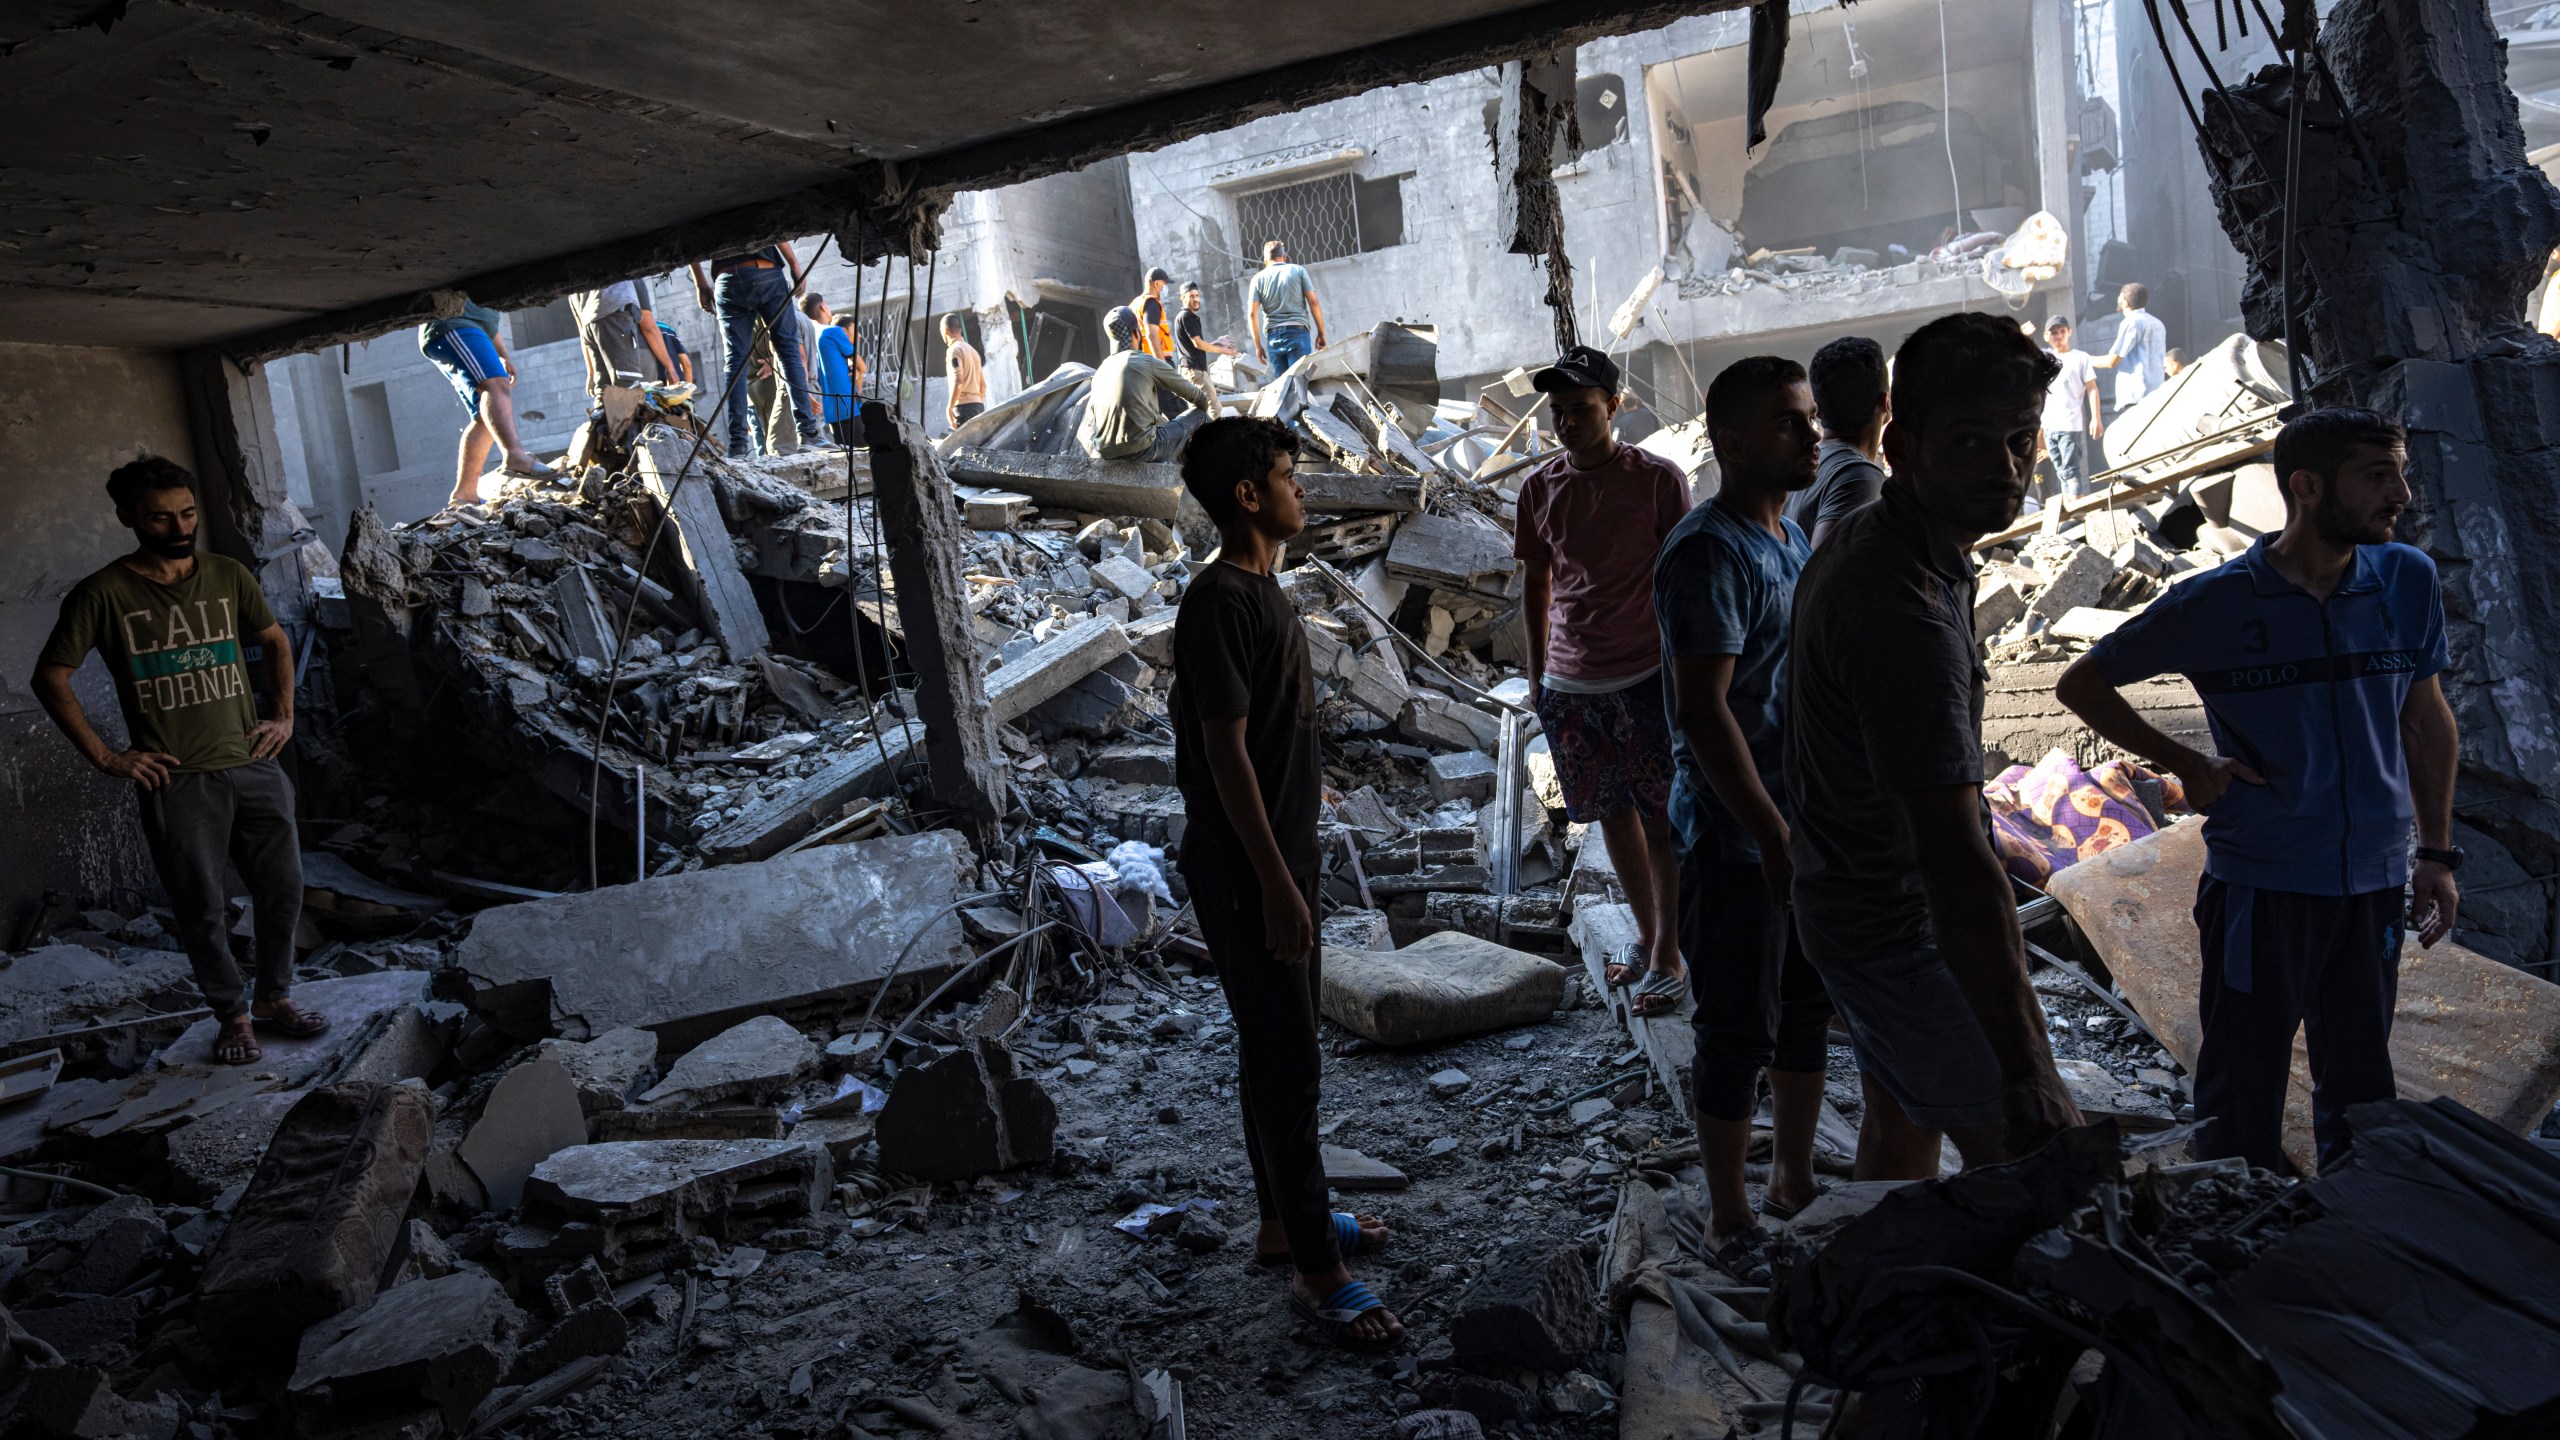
[8,0,2560,1437]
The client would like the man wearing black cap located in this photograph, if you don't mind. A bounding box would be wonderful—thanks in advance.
[1515,345,1693,1017]
[1134,267,1177,362]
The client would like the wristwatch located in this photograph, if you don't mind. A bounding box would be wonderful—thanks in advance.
[2415,845,2465,872]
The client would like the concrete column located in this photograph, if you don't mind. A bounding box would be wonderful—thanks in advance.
[2031,0,2079,319]
[2201,0,2560,970]
[863,400,1003,839]
[178,348,302,624]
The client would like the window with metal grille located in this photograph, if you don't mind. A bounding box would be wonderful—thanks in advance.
[1232,170,1403,266]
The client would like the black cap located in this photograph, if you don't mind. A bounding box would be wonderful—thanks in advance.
[1532,344,1622,396]
[1146,266,1172,285]
[2046,314,2073,332]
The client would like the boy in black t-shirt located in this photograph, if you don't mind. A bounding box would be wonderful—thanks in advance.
[1170,417,1403,1353]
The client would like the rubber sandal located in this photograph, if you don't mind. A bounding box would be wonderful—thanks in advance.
[252,1000,331,1040]
[1605,942,1644,989]
[500,461,560,482]
[1288,1279,1402,1354]
[1760,1182,1832,1223]
[1256,1211,1384,1267]
[1709,1228,1774,1286]
[1629,967,1687,1018]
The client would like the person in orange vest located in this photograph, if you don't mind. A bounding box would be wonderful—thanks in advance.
[1132,267,1176,360]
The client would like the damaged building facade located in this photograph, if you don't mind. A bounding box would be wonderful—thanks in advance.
[1132,0,2080,413]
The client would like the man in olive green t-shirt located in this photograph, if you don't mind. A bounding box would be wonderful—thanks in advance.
[30,456,330,1065]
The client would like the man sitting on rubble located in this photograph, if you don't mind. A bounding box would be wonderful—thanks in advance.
[1655,356,1831,1283]
[1515,345,1692,1016]
[1170,415,1402,1354]
[2055,408,2460,1173]
[30,458,330,1067]
[1081,306,1211,462]
[1787,312,2085,1177]
[1248,240,1327,377]
[417,294,557,506]
[1788,335,1890,550]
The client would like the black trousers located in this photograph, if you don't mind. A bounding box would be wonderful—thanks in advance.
[1681,845,1832,1123]
[2194,876,2401,1173]
[1194,867,1334,1273]
[136,759,303,1020]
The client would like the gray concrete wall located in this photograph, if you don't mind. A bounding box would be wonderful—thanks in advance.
[0,342,199,940]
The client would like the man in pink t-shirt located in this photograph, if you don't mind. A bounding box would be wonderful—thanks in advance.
[1514,345,1692,1015]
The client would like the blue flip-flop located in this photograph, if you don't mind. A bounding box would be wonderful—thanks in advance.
[1255,1211,1381,1267]
[1288,1278,1402,1353]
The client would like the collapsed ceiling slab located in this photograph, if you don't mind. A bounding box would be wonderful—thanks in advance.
[0,0,1738,356]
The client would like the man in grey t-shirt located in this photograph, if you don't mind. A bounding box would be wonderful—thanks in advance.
[1248,240,1328,377]
[1786,313,2083,1180]
[1787,336,1889,550]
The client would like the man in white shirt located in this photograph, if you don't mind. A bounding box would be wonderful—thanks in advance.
[2041,315,2104,498]
[2092,282,2169,412]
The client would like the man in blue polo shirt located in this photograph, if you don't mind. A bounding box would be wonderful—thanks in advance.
[2055,407,2461,1172]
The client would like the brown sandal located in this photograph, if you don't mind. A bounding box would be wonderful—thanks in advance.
[213,1016,262,1066]
[252,998,331,1040]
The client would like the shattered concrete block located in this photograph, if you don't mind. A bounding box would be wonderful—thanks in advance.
[637,1015,815,1106]
[53,1207,165,1296]
[1320,1145,1409,1191]
[1321,931,1570,1046]
[289,1270,528,1433]
[2029,544,2117,622]
[2050,606,2133,642]
[1030,670,1137,738]
[1450,1236,1599,1373]
[1402,694,1502,753]
[1091,555,1156,603]
[1386,513,1520,600]
[983,616,1130,726]
[2078,507,2145,555]
[590,1103,784,1143]
[451,831,967,1043]
[2112,534,2174,578]
[1429,750,1499,805]
[198,1082,436,1365]
[1124,609,1180,668]
[1343,646,1415,721]
[521,1139,832,1281]
[0,944,195,1047]
[874,1038,1057,1182]
[536,1028,659,1116]
[1085,742,1176,785]
[459,1058,590,1212]
[504,1301,628,1385]
[1974,577,2029,640]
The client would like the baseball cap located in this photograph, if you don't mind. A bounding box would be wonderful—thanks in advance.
[1532,344,1622,396]
[2046,314,2073,333]
[1146,266,1172,285]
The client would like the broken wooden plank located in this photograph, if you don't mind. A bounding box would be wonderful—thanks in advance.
[985,617,1129,726]
[866,403,1002,834]
[637,431,770,658]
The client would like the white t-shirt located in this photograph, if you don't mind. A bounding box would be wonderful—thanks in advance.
[2042,348,2097,434]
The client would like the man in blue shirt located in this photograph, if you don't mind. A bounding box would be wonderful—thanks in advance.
[2056,407,2461,1172]
[1655,355,1828,1283]
[2091,282,2169,412]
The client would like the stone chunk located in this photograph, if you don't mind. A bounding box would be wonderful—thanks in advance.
[1427,1068,1474,1098]
[289,1269,528,1432]
[1429,751,1498,804]
[875,1039,1057,1182]
[54,1208,166,1296]
[1091,555,1157,602]
[983,617,1129,726]
[1321,931,1571,1046]
[1974,576,2029,640]
[1402,693,1503,752]
[536,1028,659,1116]
[638,1016,815,1106]
[1085,742,1176,785]
[2051,606,2133,642]
[521,1138,832,1280]
[1321,1145,1409,1191]
[459,1058,591,1212]
[198,1082,436,1366]
[2029,544,2117,622]
[1450,1237,1599,1373]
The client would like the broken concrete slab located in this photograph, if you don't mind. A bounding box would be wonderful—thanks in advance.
[1429,750,1498,804]
[1386,513,1519,600]
[1974,576,2029,640]
[1401,693,1503,753]
[1451,1236,1599,1372]
[638,432,769,659]
[536,1028,658,1116]
[1321,930,1570,1046]
[289,1269,528,1432]
[637,1016,815,1106]
[697,720,924,864]
[198,1082,437,1365]
[985,616,1130,726]
[1320,1145,1409,1191]
[549,567,619,667]
[518,1138,831,1280]
[1091,554,1157,603]
[2047,819,2560,1172]
[1085,742,1176,785]
[2028,544,2116,622]
[459,1058,590,1212]
[2050,605,2134,642]
[0,945,195,1047]
[874,1038,1057,1181]
[452,830,967,1044]
[943,447,1188,521]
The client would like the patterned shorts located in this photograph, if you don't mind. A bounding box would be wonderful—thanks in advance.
[1533,672,1675,824]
